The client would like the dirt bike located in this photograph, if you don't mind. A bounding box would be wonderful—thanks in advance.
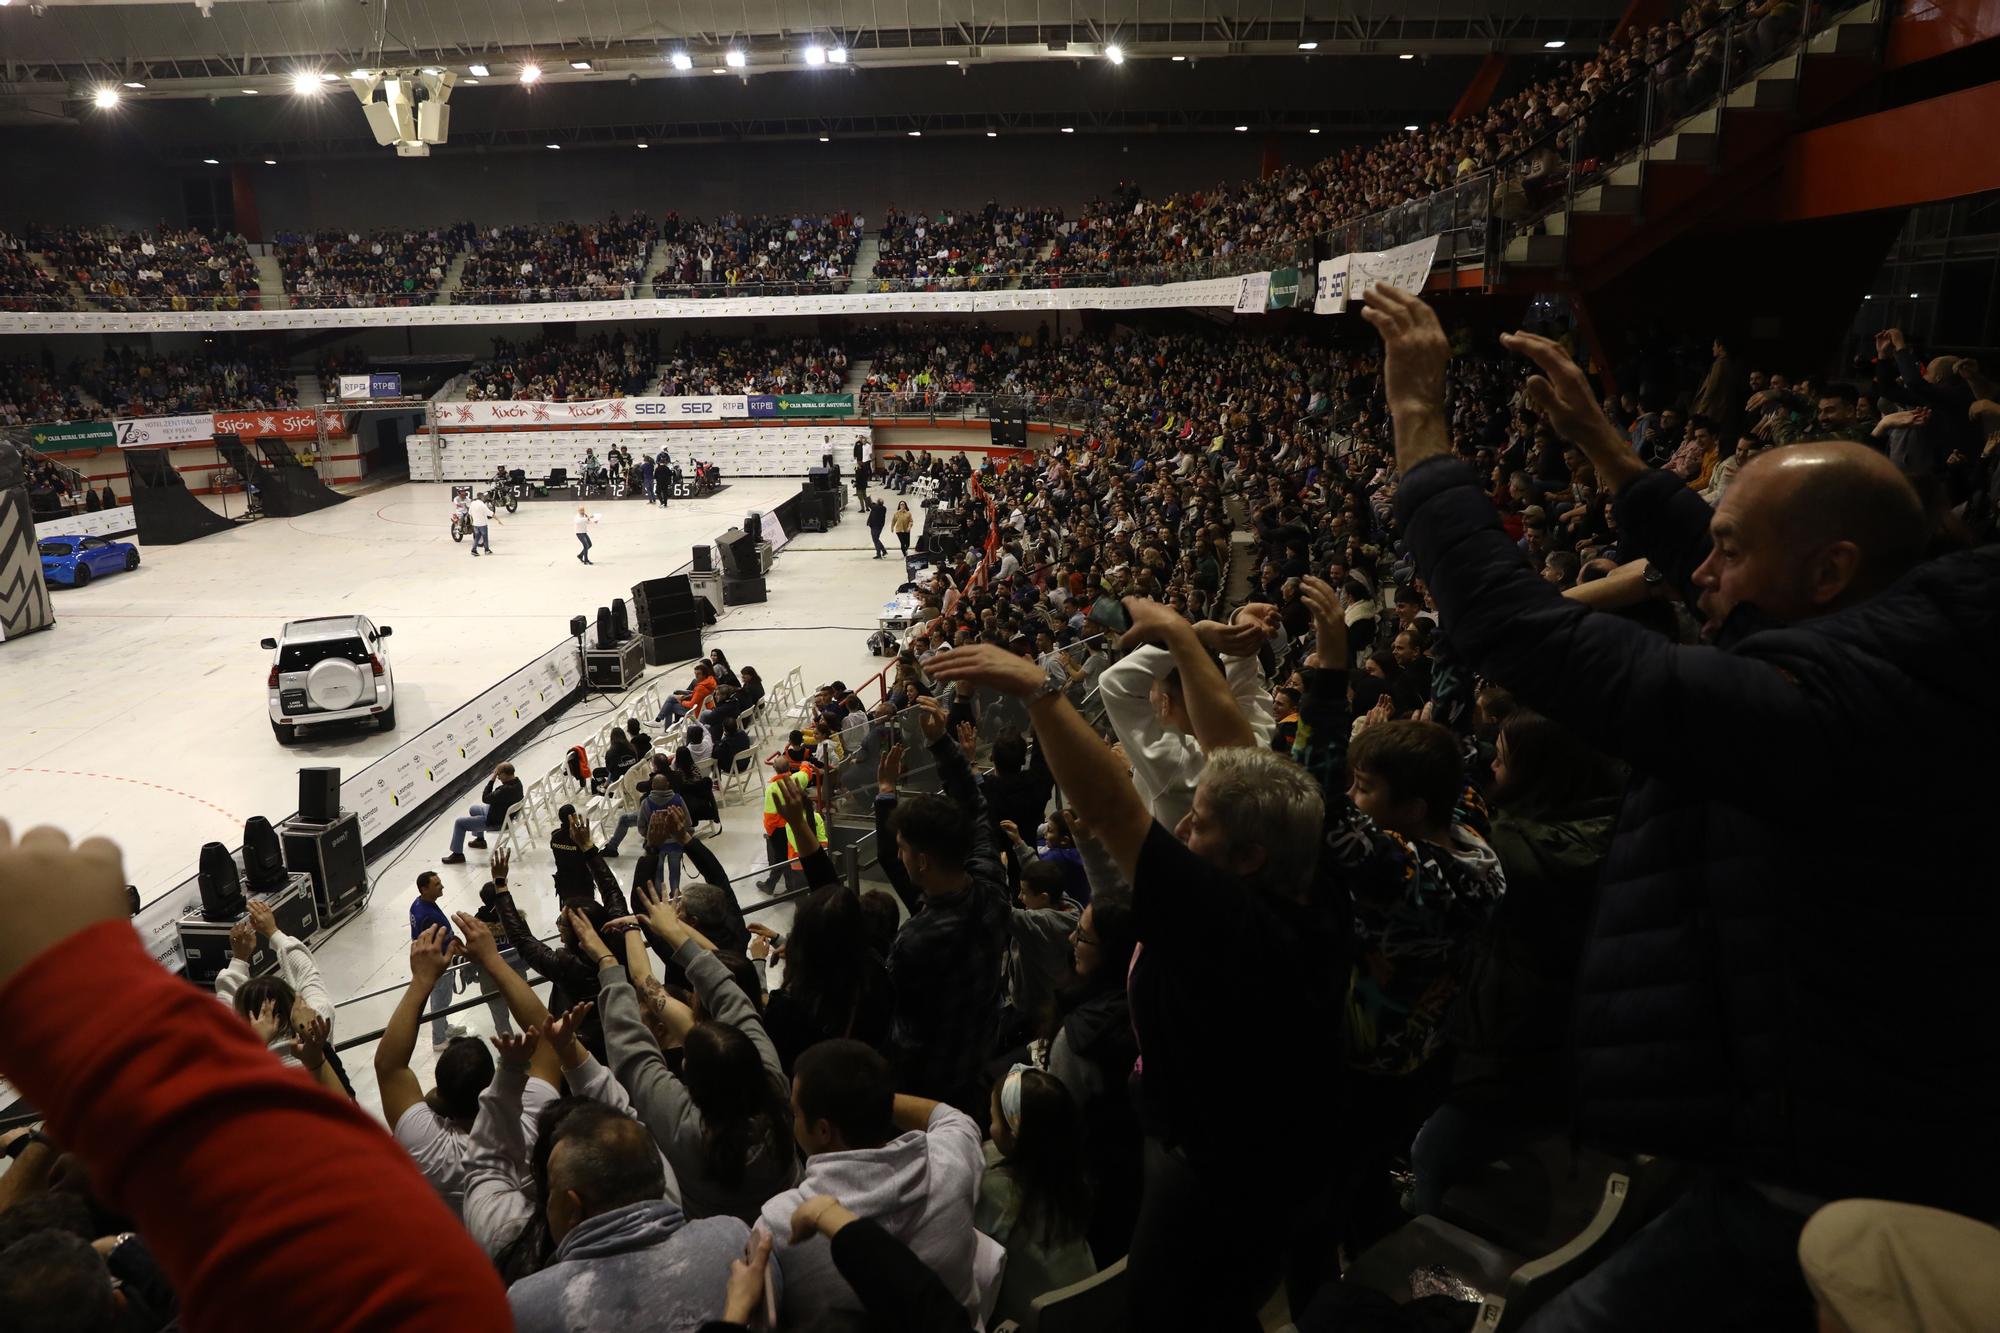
[450,488,471,542]
[483,480,521,513]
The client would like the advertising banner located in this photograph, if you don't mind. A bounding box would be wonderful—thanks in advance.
[113,414,214,448]
[1232,271,1272,314]
[27,420,116,452]
[1265,266,1308,312]
[437,396,750,428]
[338,372,403,400]
[212,409,328,440]
[35,507,137,542]
[748,393,855,419]
[1314,256,1352,315]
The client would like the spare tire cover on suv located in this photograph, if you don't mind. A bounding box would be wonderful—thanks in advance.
[306,657,368,710]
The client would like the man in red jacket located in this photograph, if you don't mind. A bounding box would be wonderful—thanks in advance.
[0,818,513,1331]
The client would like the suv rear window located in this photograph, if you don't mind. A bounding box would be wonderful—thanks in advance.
[279,638,370,671]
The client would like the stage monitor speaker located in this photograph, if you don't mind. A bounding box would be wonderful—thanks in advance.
[809,467,836,492]
[569,613,589,639]
[640,627,704,666]
[723,575,767,606]
[299,767,341,823]
[242,816,286,892]
[692,544,713,573]
[198,842,245,922]
[610,598,630,641]
[715,527,747,576]
[595,606,614,650]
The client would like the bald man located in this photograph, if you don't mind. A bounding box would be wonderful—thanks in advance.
[1363,285,2000,1333]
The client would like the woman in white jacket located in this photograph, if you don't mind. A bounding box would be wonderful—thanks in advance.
[215,900,341,1093]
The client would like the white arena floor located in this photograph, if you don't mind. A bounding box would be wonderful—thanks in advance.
[1,477,904,1111]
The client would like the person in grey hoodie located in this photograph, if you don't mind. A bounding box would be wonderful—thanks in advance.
[507,1101,759,1333]
[575,887,800,1225]
[758,1038,986,1327]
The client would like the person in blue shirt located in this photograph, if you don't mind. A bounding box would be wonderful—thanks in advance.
[410,871,466,1048]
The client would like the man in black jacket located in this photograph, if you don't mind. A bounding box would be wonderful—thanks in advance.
[442,763,523,864]
[1361,284,2000,1331]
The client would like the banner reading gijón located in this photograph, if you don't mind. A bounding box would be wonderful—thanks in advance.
[113,414,215,448]
[748,394,857,419]
[212,409,340,440]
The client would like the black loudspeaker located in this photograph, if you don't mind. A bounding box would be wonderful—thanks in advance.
[744,512,763,544]
[692,545,713,573]
[198,842,245,922]
[610,598,630,640]
[640,628,704,666]
[715,528,750,576]
[809,467,836,492]
[724,575,768,605]
[242,816,286,891]
[570,613,589,639]
[299,767,341,823]
[595,606,614,650]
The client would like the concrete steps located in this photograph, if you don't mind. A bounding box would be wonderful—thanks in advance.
[438,251,470,305]
[639,240,673,298]
[845,236,883,293]
[842,359,873,393]
[253,253,286,308]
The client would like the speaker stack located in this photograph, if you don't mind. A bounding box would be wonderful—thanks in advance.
[630,575,704,665]
[714,529,767,605]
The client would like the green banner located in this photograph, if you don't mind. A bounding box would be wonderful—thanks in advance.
[766,393,854,419]
[28,420,117,452]
[1265,266,1305,311]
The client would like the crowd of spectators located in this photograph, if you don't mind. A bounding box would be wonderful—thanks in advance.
[31,225,260,311]
[1,347,295,425]
[0,233,77,312]
[658,335,846,396]
[460,217,660,304]
[460,331,663,402]
[869,204,1065,289]
[3,265,1997,1333]
[275,225,474,308]
[853,323,1042,412]
[651,211,861,296]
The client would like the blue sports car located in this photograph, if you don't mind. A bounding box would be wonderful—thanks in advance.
[38,535,140,587]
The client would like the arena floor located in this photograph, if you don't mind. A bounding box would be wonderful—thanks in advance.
[1,477,904,1101]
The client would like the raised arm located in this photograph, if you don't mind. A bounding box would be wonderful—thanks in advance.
[374,927,452,1129]
[1123,597,1255,752]
[0,825,512,1329]
[872,742,922,913]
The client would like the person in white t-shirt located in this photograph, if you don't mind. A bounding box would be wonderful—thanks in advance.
[467,495,496,556]
[574,506,600,565]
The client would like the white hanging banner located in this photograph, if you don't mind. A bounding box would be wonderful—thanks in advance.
[433,395,751,427]
[112,414,215,447]
[1232,271,1272,314]
[1314,256,1352,315]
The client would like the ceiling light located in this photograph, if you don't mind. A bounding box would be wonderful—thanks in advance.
[1298,41,1318,50]
[945,58,959,66]
[1060,126,1074,133]
[714,68,727,74]
[986,130,997,138]
[1309,127,1321,134]
[462,77,481,84]
[519,62,542,84]
[908,129,922,137]
[636,142,648,148]
[421,66,442,76]
[320,71,342,83]
[349,68,371,78]
[263,158,276,165]
[546,143,560,149]
[1544,39,1567,49]
[1399,52,1415,60]
[570,60,592,70]
[122,80,145,89]
[671,51,693,70]
[468,63,490,77]
[725,49,747,68]
[1234,124,1248,132]
[828,46,847,63]
[1171,54,1186,61]
[1910,292,1921,298]
[291,71,324,95]
[92,87,120,109]
[1104,44,1125,64]
[1404,123,1420,131]
[203,158,219,164]
[804,44,826,66]
[242,88,259,95]
[818,135,830,142]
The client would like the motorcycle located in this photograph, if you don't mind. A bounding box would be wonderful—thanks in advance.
[450,486,471,542]
[482,480,521,514]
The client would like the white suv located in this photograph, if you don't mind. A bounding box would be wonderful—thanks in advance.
[263,615,397,745]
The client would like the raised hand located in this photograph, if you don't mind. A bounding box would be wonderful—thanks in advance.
[451,911,502,966]
[0,822,128,987]
[1118,595,1195,652]
[249,998,284,1044]
[230,917,258,963]
[291,1010,331,1069]
[491,847,510,885]
[544,1000,594,1056]
[246,899,279,939]
[770,773,811,830]
[926,644,1049,699]
[1498,328,1641,486]
[915,694,949,744]
[632,881,689,947]
[492,1026,537,1070]
[1298,575,1348,671]
[955,719,979,760]
[877,741,906,795]
[563,906,615,964]
[410,924,452,988]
